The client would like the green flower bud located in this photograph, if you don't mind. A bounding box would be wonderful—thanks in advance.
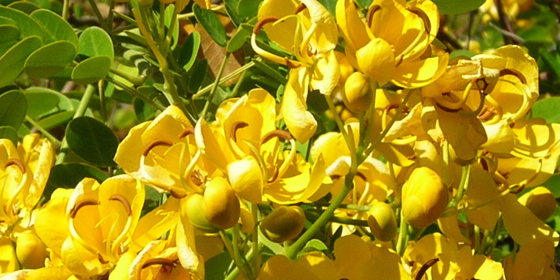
[186,193,219,233]
[343,72,372,113]
[367,202,398,242]
[402,167,448,228]
[261,206,305,243]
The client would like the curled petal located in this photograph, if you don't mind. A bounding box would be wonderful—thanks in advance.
[281,67,317,143]
[356,39,396,86]
[227,157,264,204]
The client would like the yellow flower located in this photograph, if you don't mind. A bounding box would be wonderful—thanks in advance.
[34,177,180,278]
[336,0,448,87]
[503,237,559,280]
[196,89,329,204]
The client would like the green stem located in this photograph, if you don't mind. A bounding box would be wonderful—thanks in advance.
[109,67,146,86]
[285,171,355,259]
[56,84,96,164]
[396,209,408,256]
[24,116,62,147]
[192,61,255,99]
[104,75,166,111]
[251,204,260,279]
[306,211,369,227]
[448,164,472,208]
[225,243,264,280]
[200,52,231,119]
[62,0,69,20]
[98,80,108,123]
[107,0,115,32]
[86,0,110,33]
[230,225,252,279]
[325,95,355,157]
[361,81,378,149]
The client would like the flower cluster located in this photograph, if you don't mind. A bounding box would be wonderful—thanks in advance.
[0,0,559,279]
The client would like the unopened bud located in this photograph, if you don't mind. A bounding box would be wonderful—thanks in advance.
[367,202,397,242]
[343,72,372,113]
[519,186,556,222]
[261,206,305,243]
[402,167,448,228]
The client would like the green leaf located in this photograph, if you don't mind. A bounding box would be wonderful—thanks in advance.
[78,26,114,60]
[226,25,250,52]
[0,23,19,54]
[237,0,261,19]
[186,59,208,93]
[45,162,108,198]
[23,87,74,119]
[25,41,76,78]
[178,31,201,72]
[66,116,119,167]
[0,90,27,129]
[37,110,74,130]
[0,36,42,88]
[133,97,156,122]
[71,56,112,84]
[0,126,18,146]
[0,6,43,40]
[317,0,336,17]
[193,3,228,47]
[8,1,40,14]
[432,0,484,15]
[540,49,560,80]
[301,239,328,254]
[30,9,78,49]
[164,4,179,50]
[531,97,560,124]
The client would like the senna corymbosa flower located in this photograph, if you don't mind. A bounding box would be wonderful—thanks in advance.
[0,134,54,273]
[34,176,180,279]
[336,0,448,88]
[196,88,329,204]
[253,0,340,142]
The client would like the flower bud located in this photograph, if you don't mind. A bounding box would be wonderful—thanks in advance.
[204,177,240,229]
[16,230,47,269]
[519,186,556,222]
[261,206,305,243]
[367,202,398,242]
[186,194,219,233]
[343,72,372,113]
[402,167,448,228]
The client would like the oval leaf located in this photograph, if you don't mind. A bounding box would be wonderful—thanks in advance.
[45,162,109,199]
[0,6,43,40]
[532,97,560,124]
[0,36,42,88]
[78,26,114,59]
[432,0,485,15]
[193,3,227,47]
[0,125,18,146]
[24,87,74,119]
[0,90,27,129]
[37,110,74,130]
[178,31,201,72]
[31,9,79,48]
[66,116,119,166]
[71,56,112,84]
[25,41,76,78]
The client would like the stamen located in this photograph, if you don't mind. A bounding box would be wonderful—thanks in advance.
[407,7,432,35]
[231,121,249,142]
[98,253,109,264]
[141,258,176,270]
[366,5,381,28]
[260,130,293,145]
[178,127,195,139]
[3,159,25,173]
[294,3,306,14]
[70,199,100,218]
[415,258,439,280]
[253,16,280,34]
[142,140,173,156]
[356,172,367,182]
[109,194,132,216]
[500,69,527,84]
[170,189,187,199]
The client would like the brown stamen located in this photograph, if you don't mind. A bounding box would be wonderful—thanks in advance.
[178,127,195,139]
[170,189,187,199]
[253,16,280,34]
[415,258,439,280]
[435,102,461,113]
[231,121,249,142]
[356,172,367,182]
[295,3,307,14]
[141,258,176,270]
[267,167,279,183]
[98,253,109,264]
[70,199,100,218]
[478,107,496,122]
[407,6,432,35]
[260,130,293,145]
[500,69,527,84]
[3,158,25,173]
[109,194,132,216]
[142,140,173,156]
[366,5,381,28]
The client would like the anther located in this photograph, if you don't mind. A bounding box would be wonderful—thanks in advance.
[109,194,132,216]
[170,189,187,199]
[415,258,439,280]
[499,69,527,84]
[253,16,280,34]
[356,172,367,182]
[260,130,293,145]
[366,5,381,28]
[294,3,306,14]
[70,199,100,218]
[407,7,432,35]
[178,127,195,139]
[141,258,176,270]
[3,158,25,173]
[142,140,173,156]
[231,121,249,142]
